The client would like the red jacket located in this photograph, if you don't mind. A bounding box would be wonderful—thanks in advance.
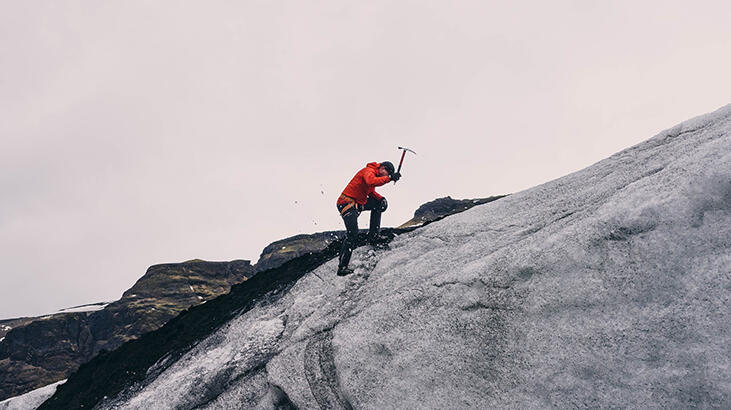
[338,162,391,205]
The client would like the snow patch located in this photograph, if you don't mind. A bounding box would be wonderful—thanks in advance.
[56,302,110,314]
[0,380,65,410]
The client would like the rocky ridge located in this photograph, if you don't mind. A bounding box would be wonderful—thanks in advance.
[397,195,506,228]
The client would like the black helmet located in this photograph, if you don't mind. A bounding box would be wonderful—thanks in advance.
[380,161,395,175]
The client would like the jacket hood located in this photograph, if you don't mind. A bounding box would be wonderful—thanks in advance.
[367,162,380,169]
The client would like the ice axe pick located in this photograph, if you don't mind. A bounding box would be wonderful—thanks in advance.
[394,146,416,184]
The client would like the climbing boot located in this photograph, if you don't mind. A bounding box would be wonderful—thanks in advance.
[337,266,354,276]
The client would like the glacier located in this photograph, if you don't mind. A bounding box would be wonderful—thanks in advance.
[49,104,731,409]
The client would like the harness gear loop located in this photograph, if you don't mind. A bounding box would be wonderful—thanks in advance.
[339,194,360,216]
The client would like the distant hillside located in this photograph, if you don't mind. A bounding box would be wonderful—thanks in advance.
[0,259,253,401]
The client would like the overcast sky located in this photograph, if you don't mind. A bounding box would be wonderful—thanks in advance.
[1,0,730,319]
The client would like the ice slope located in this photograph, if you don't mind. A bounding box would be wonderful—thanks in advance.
[0,381,65,410]
[101,105,730,409]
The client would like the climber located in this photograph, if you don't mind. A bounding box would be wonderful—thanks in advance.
[336,161,401,276]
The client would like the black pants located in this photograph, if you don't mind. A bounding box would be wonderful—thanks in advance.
[336,196,384,269]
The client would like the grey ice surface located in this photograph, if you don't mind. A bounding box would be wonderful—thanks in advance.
[100,105,731,409]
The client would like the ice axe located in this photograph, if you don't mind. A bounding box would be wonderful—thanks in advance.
[394,146,416,184]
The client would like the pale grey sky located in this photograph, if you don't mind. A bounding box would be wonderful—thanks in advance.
[1,0,730,318]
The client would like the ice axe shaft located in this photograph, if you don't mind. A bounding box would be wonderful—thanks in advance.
[395,146,416,184]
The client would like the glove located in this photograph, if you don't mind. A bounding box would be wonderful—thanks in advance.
[390,172,401,182]
[380,197,388,212]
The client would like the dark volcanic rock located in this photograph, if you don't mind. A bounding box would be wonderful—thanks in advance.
[398,195,506,228]
[0,259,253,401]
[255,232,344,273]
